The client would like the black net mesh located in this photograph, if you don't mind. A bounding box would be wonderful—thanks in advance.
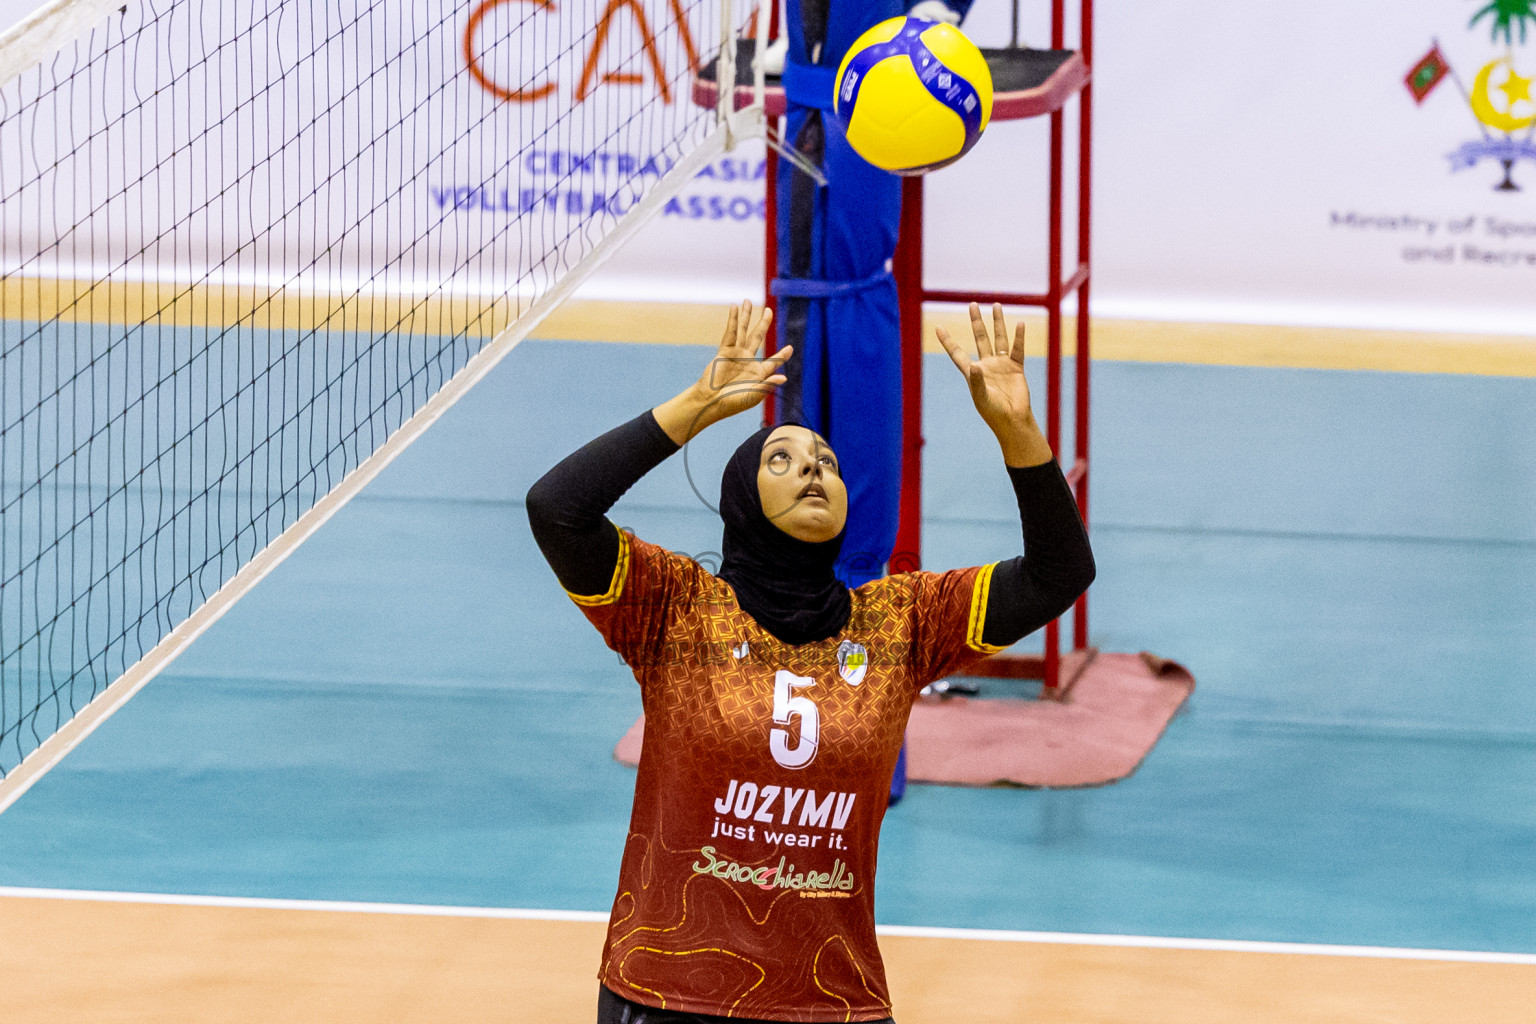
[0,0,726,781]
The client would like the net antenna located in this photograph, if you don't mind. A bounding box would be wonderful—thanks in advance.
[0,0,768,813]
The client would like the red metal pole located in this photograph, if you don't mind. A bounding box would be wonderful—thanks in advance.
[762,146,779,426]
[1047,0,1066,462]
[1046,115,1064,461]
[760,0,782,427]
[764,151,779,318]
[892,176,925,573]
[1043,95,1065,691]
[1073,0,1093,651]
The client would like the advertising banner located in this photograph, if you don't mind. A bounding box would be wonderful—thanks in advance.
[1081,0,1536,334]
[3,0,1533,335]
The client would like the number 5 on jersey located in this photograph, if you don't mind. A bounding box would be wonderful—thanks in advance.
[770,670,819,770]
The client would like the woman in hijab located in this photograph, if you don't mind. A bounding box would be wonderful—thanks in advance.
[526,300,1095,1024]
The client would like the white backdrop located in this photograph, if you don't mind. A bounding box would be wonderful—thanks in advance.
[5,0,1534,335]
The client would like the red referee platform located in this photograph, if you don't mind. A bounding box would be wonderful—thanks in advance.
[688,0,1195,788]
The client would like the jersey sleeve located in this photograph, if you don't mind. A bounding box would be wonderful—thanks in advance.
[565,527,706,671]
[905,563,1007,686]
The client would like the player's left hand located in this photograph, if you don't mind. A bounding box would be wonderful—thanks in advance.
[935,302,1035,428]
[934,303,1054,467]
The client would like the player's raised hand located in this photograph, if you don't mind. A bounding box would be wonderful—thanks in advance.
[934,303,1053,467]
[654,301,792,445]
[699,300,790,422]
[935,302,1033,428]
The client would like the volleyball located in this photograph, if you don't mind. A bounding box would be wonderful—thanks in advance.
[833,16,994,175]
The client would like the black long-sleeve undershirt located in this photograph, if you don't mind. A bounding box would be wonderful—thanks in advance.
[525,411,1095,649]
[525,411,681,597]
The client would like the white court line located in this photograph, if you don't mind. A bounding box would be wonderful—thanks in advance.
[0,886,607,923]
[2,886,1533,965]
[872,924,1536,964]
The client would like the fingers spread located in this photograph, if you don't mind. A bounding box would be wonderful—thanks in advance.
[749,305,774,352]
[966,361,988,402]
[736,300,754,347]
[934,326,971,376]
[761,344,793,379]
[968,302,993,358]
[719,304,740,352]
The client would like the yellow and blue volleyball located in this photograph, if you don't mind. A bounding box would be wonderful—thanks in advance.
[833,16,994,175]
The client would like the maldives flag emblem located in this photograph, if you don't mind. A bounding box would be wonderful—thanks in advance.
[1406,44,1451,103]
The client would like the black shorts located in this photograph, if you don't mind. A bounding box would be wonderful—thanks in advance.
[597,985,896,1024]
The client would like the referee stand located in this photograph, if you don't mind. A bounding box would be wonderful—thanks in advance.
[890,0,1093,697]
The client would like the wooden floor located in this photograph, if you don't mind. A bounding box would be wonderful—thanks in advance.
[3,894,1531,1023]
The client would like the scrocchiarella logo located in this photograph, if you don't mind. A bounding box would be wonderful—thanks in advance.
[1406,2,1536,190]
[692,846,857,894]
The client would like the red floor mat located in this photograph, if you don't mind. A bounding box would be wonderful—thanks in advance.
[905,652,1194,788]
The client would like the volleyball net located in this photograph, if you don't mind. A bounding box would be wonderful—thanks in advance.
[0,0,766,810]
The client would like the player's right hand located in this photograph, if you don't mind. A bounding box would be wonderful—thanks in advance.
[654,301,791,444]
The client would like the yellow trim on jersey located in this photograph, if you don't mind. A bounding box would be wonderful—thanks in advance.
[565,525,630,607]
[965,562,1009,654]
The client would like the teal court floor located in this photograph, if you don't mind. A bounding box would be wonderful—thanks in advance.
[1,339,1533,955]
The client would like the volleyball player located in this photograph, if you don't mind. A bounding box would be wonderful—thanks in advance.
[526,300,1094,1022]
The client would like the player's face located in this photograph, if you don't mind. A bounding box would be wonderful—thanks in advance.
[757,426,848,543]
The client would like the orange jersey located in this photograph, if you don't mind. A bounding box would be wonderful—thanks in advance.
[570,530,1003,1021]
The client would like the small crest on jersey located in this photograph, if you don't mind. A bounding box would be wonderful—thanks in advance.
[732,641,750,661]
[837,640,868,686]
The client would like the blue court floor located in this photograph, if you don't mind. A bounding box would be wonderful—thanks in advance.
[1,339,1532,955]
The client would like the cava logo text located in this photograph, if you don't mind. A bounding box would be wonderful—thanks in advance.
[465,0,700,105]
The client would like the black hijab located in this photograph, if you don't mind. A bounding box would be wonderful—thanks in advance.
[716,424,851,645]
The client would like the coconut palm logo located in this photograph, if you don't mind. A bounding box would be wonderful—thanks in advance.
[1407,1,1536,190]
